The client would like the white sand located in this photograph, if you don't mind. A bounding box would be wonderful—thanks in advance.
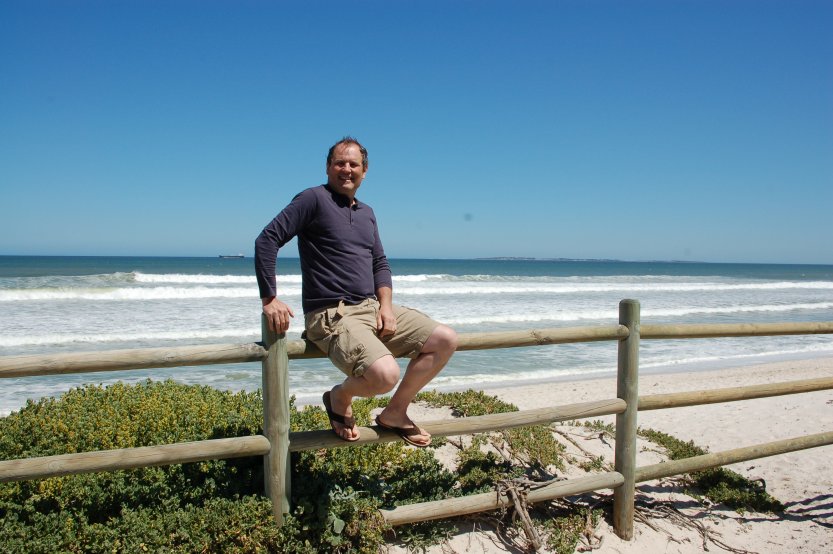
[388,357,833,553]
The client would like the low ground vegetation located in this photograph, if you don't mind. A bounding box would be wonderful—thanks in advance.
[0,381,782,553]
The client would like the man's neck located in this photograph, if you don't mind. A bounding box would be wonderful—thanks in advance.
[325,183,357,206]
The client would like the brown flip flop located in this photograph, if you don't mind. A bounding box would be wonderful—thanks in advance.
[375,416,432,448]
[323,391,360,442]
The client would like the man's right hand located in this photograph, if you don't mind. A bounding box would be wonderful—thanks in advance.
[262,296,295,333]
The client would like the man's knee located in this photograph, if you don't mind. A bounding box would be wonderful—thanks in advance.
[427,325,458,354]
[362,355,400,394]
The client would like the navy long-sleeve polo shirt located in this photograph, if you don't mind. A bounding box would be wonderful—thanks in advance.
[254,184,393,314]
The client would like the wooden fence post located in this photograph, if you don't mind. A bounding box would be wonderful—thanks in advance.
[613,299,640,540]
[261,315,291,524]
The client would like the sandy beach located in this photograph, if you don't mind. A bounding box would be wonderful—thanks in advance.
[389,357,833,553]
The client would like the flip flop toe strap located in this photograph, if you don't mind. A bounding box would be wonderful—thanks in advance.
[396,425,424,437]
[323,391,357,428]
[329,411,356,427]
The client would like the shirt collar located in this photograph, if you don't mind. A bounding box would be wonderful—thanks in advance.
[325,184,361,208]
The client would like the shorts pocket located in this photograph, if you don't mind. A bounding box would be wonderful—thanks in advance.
[304,308,339,353]
[330,328,367,377]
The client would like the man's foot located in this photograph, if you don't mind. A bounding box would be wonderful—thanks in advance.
[322,390,359,442]
[375,414,431,447]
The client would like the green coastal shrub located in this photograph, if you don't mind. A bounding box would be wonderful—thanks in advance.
[1,380,778,553]
[0,381,569,552]
[0,380,392,553]
[638,428,784,513]
[419,389,566,475]
[0,380,264,520]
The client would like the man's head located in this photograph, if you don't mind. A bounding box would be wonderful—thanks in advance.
[327,137,368,170]
[326,137,369,201]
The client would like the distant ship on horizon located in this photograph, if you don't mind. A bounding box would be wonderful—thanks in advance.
[219,254,245,259]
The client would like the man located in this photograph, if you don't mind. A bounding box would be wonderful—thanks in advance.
[255,137,457,446]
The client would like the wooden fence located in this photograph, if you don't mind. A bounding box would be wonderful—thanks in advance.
[1,299,833,540]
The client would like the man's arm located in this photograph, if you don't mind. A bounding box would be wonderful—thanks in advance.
[255,223,296,333]
[370,213,395,337]
[375,285,396,338]
[254,189,316,333]
[255,227,295,333]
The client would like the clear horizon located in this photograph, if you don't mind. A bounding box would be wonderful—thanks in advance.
[2,253,833,268]
[2,1,831,265]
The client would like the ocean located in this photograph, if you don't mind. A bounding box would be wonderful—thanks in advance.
[1,255,832,416]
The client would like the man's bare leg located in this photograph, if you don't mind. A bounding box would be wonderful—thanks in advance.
[327,355,401,441]
[377,325,458,444]
[327,325,457,442]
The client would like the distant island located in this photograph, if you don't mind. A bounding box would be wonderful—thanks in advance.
[474,257,703,264]
[475,257,537,261]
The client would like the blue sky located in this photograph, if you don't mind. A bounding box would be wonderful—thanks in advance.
[2,1,831,264]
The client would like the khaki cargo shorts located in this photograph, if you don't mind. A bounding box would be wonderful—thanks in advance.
[304,298,439,378]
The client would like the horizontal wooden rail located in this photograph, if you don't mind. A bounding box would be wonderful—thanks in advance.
[0,435,271,483]
[382,471,625,526]
[3,377,831,483]
[6,376,830,482]
[452,325,630,351]
[379,372,833,528]
[0,400,624,482]
[288,398,626,452]
[383,430,833,526]
[4,321,832,379]
[287,325,630,357]
[638,377,833,410]
[0,343,268,379]
[641,321,833,339]
[0,326,627,379]
[635,431,833,482]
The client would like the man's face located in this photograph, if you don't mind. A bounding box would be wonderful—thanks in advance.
[326,143,367,200]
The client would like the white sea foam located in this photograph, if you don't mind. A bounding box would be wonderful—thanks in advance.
[393,274,448,282]
[443,302,833,326]
[130,272,447,285]
[445,311,616,326]
[2,259,832,416]
[395,281,833,295]
[419,343,833,392]
[132,272,265,284]
[645,302,833,317]
[4,283,828,302]
[0,286,302,302]
[0,327,266,348]
[639,342,833,370]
